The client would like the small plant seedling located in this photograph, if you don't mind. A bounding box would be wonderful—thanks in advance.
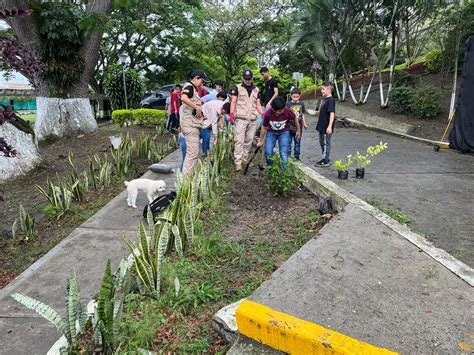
[266,155,307,196]
[334,154,353,171]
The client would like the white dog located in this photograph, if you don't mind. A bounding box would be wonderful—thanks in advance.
[124,179,166,208]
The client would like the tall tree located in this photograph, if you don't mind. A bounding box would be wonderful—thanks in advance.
[94,0,204,93]
[1,0,113,140]
[206,0,288,86]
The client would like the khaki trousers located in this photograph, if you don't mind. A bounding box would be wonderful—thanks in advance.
[181,120,201,176]
[234,118,257,165]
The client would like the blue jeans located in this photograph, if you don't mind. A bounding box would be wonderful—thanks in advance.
[179,135,186,172]
[264,130,291,165]
[290,130,301,158]
[200,127,212,156]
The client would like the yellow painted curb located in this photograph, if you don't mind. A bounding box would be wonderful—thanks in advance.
[236,300,397,355]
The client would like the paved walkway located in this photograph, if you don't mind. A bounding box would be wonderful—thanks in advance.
[0,150,181,355]
[299,115,474,268]
[234,203,473,353]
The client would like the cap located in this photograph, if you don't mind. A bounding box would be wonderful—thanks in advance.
[242,69,253,80]
[189,69,209,82]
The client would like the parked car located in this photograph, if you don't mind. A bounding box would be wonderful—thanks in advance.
[140,84,212,109]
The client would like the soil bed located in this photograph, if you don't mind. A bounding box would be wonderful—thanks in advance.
[0,125,175,288]
[115,167,328,353]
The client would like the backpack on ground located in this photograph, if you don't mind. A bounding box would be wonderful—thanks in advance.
[143,191,177,220]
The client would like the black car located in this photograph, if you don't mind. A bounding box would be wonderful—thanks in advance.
[140,84,212,110]
[140,84,176,109]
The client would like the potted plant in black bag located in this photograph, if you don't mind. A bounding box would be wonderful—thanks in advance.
[354,141,388,179]
[334,155,352,180]
[354,152,370,179]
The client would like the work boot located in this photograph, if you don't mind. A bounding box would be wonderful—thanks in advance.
[235,163,242,172]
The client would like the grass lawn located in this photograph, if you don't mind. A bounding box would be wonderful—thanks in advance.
[19,113,36,123]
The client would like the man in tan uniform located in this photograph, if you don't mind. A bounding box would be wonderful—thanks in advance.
[180,69,209,175]
[230,69,265,171]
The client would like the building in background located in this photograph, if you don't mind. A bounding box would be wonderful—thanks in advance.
[0,82,36,111]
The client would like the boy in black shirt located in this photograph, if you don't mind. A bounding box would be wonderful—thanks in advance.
[260,67,279,109]
[287,88,307,160]
[315,82,336,167]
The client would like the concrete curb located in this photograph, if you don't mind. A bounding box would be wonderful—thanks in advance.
[298,163,474,287]
[227,162,473,353]
[343,117,449,149]
[305,108,449,149]
[236,300,396,355]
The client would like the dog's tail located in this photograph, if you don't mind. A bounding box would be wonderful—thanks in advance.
[124,181,129,186]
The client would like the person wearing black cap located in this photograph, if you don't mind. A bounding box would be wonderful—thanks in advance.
[180,69,210,175]
[230,69,265,172]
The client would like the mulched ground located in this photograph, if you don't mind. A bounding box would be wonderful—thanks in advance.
[0,125,173,288]
[225,167,320,241]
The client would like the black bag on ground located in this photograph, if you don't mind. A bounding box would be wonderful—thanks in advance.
[143,191,177,219]
[317,196,333,215]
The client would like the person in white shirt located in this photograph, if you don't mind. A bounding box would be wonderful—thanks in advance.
[200,91,227,156]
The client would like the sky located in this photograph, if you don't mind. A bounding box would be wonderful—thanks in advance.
[0,72,29,85]
[0,21,28,84]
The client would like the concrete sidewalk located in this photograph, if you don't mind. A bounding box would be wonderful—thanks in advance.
[229,117,474,353]
[235,202,473,353]
[0,149,181,355]
[299,116,474,268]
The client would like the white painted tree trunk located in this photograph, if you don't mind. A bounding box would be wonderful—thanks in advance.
[0,124,41,181]
[35,97,98,141]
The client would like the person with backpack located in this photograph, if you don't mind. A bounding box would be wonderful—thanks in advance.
[230,69,265,172]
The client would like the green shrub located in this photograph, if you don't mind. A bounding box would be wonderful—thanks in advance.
[132,108,167,127]
[266,155,307,196]
[411,86,441,119]
[104,63,145,110]
[425,49,443,73]
[389,86,414,114]
[112,109,134,126]
[298,76,314,91]
[394,71,417,87]
[389,85,441,118]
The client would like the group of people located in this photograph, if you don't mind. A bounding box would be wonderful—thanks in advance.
[166,67,336,176]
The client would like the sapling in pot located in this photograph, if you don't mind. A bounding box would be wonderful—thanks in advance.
[334,155,352,180]
[354,141,388,179]
[354,152,370,179]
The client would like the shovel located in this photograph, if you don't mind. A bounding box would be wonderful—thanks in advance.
[243,146,263,175]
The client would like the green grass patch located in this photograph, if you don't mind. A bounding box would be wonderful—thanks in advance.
[365,197,412,225]
[19,113,36,123]
[115,178,322,352]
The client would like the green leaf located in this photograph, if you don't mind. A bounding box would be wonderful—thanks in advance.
[12,293,69,344]
[172,224,183,257]
[65,273,79,347]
